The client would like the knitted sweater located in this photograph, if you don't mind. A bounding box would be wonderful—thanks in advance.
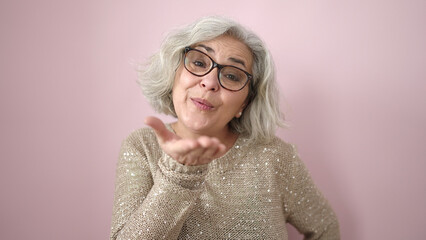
[110,127,340,239]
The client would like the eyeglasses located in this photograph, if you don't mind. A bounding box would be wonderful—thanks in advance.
[183,47,252,92]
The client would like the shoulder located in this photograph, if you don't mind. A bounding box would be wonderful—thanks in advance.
[247,135,296,159]
[117,127,163,174]
[123,127,157,146]
[243,135,301,170]
[120,127,160,156]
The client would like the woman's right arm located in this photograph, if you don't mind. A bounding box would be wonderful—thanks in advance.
[110,134,208,240]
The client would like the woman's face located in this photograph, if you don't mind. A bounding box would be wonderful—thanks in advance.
[172,35,253,137]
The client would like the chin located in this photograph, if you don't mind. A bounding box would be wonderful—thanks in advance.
[183,117,210,131]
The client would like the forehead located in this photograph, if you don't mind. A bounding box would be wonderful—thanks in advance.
[194,35,253,70]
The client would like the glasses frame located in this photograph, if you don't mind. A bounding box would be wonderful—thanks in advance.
[183,47,253,92]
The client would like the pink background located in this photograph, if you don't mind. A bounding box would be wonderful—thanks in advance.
[1,0,425,239]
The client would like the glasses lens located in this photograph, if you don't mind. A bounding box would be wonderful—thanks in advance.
[184,49,249,91]
[219,66,248,91]
[184,50,212,75]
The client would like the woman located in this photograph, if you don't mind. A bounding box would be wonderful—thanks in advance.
[110,16,340,239]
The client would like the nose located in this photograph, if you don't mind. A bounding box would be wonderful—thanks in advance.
[199,68,220,91]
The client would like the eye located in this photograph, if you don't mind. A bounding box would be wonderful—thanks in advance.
[193,60,206,68]
[224,73,241,82]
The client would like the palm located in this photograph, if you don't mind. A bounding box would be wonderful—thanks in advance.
[145,116,226,166]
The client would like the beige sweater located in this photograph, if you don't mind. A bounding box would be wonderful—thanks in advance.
[110,127,340,239]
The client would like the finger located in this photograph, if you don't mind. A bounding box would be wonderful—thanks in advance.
[198,136,214,148]
[213,143,226,158]
[205,138,227,160]
[209,138,226,159]
[198,137,217,160]
[177,137,212,165]
[144,116,175,142]
[184,147,207,165]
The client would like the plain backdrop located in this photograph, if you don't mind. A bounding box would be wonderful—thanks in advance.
[1,0,425,239]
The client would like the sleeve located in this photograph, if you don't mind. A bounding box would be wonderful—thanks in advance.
[110,134,208,240]
[285,146,340,240]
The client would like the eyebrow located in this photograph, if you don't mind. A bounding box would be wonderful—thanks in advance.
[228,57,246,68]
[198,44,215,53]
[197,44,247,68]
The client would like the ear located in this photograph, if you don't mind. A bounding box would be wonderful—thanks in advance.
[235,89,253,118]
[235,102,247,118]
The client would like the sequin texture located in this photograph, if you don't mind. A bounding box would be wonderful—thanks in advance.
[110,127,340,239]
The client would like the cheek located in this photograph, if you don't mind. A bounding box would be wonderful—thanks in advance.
[172,68,193,106]
[224,92,249,117]
[173,65,199,90]
[235,88,249,109]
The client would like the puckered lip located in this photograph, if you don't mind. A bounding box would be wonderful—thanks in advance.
[190,97,214,109]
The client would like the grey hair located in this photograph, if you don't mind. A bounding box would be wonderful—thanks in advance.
[138,16,285,143]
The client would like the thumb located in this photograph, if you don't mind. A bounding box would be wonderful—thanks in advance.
[144,116,176,143]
